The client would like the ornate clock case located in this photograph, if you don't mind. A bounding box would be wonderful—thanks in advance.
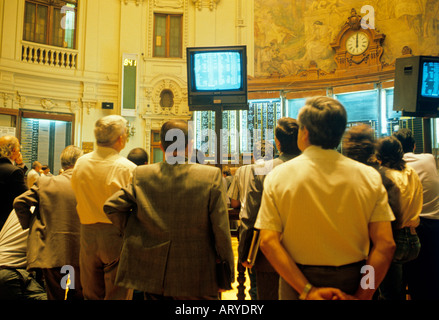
[330,8,385,74]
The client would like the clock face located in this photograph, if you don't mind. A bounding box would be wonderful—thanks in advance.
[346,32,369,55]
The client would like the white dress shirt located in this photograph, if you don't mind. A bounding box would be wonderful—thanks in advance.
[255,146,395,266]
[404,152,439,219]
[71,146,136,224]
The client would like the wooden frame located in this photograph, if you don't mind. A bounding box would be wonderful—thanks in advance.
[23,0,78,49]
[19,109,75,145]
[150,129,164,163]
[153,13,183,58]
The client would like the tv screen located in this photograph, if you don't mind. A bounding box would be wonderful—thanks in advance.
[186,46,248,111]
[421,61,439,98]
[193,51,242,91]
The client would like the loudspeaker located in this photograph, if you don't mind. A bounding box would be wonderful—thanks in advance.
[102,102,114,109]
[393,56,420,114]
[393,55,439,117]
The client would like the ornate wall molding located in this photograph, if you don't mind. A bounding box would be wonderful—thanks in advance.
[41,99,58,110]
[122,0,144,6]
[154,0,184,9]
[191,0,220,11]
[146,78,189,116]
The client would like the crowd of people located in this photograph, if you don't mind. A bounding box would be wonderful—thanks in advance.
[0,96,438,301]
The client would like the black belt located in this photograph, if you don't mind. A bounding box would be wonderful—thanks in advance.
[296,260,366,271]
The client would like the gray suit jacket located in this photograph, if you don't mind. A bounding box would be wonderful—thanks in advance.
[13,169,80,270]
[104,162,234,297]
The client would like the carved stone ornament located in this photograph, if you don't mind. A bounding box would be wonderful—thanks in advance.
[123,0,144,6]
[150,79,187,116]
[192,0,220,11]
[41,99,57,110]
[347,8,362,30]
[154,0,184,9]
[69,100,80,113]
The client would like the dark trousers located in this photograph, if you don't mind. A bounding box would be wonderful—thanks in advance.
[279,260,365,300]
[255,270,279,300]
[0,267,47,300]
[379,227,420,300]
[405,218,439,300]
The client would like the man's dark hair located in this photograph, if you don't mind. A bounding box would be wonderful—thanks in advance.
[275,117,300,155]
[298,96,347,149]
[160,120,189,152]
[127,148,149,166]
[376,136,406,171]
[342,124,377,165]
[393,128,415,153]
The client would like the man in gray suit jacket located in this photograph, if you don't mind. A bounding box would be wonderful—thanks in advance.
[104,120,234,299]
[14,145,84,300]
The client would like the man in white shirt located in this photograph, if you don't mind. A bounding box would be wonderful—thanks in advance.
[394,128,439,299]
[255,96,396,300]
[71,115,136,300]
[0,210,47,299]
[27,161,42,188]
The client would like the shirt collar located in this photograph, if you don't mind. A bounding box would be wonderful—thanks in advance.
[95,145,119,157]
[303,145,340,158]
[279,152,300,162]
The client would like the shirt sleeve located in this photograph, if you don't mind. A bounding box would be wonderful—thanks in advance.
[254,173,283,233]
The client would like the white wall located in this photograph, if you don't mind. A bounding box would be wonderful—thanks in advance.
[0,0,254,156]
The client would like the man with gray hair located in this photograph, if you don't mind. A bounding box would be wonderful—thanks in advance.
[0,135,28,230]
[72,115,136,300]
[14,145,84,300]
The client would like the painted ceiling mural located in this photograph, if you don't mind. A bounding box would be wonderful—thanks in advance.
[254,0,439,78]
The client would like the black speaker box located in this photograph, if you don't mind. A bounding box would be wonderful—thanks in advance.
[102,102,114,109]
[393,55,439,117]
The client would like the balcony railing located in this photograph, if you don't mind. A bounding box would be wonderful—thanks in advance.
[21,41,78,69]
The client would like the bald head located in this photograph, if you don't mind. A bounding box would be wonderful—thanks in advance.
[160,120,189,151]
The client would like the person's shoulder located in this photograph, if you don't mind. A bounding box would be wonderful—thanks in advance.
[74,151,92,164]
[135,162,161,173]
[116,154,137,169]
[192,163,220,174]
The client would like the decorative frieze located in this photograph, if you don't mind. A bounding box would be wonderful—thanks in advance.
[191,0,220,11]
[154,0,184,9]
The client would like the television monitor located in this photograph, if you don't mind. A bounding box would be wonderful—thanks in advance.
[186,46,248,111]
[394,55,439,117]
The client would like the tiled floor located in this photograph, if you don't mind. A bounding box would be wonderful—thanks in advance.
[220,237,252,300]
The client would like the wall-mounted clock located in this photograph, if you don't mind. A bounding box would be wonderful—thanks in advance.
[346,31,369,56]
[330,8,385,72]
